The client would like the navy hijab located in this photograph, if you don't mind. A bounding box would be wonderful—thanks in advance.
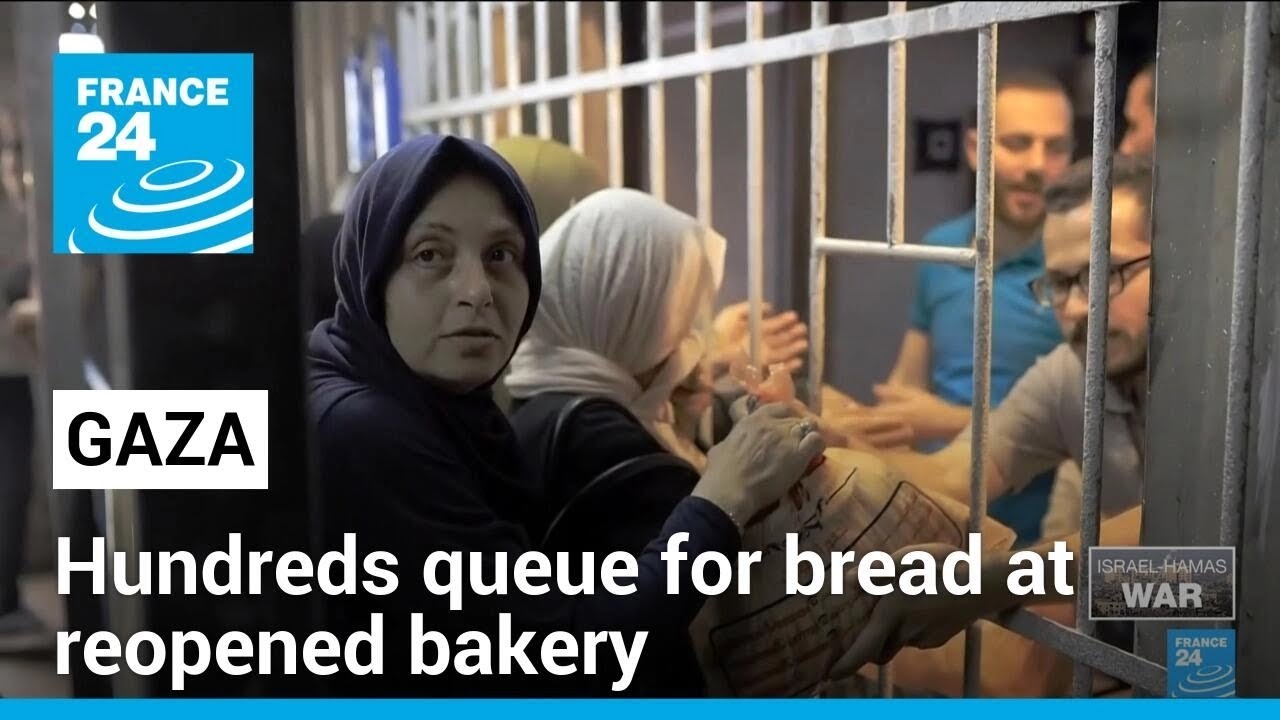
[306,134,543,518]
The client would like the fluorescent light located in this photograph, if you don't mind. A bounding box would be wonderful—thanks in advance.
[59,32,105,53]
[69,3,85,20]
[89,4,97,20]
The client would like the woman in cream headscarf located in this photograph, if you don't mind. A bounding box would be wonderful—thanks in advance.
[505,187,729,696]
[506,187,726,474]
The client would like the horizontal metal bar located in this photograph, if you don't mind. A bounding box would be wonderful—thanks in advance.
[664,1,785,41]
[405,0,1131,125]
[999,609,1166,696]
[815,236,976,266]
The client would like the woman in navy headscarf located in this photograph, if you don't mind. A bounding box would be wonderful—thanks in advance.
[306,134,824,697]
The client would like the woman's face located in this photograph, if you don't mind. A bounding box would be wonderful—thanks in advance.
[383,173,529,394]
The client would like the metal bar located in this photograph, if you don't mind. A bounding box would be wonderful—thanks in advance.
[434,0,454,136]
[404,1,1130,125]
[605,1,623,186]
[566,1,584,152]
[999,610,1166,695]
[298,3,325,218]
[479,0,496,142]
[1071,5,1118,698]
[695,1,712,225]
[963,22,998,700]
[505,0,522,135]
[414,2,430,116]
[456,1,476,138]
[815,237,976,266]
[1219,0,1270,551]
[807,1,829,415]
[535,0,551,137]
[746,1,764,366]
[665,1,786,40]
[695,0,714,448]
[886,1,906,247]
[318,3,341,204]
[647,1,666,200]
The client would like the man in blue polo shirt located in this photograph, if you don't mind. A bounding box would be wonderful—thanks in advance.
[872,68,1075,545]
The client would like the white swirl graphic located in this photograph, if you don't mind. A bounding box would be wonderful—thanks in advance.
[140,160,213,191]
[1172,664,1235,698]
[113,161,243,214]
[67,158,253,254]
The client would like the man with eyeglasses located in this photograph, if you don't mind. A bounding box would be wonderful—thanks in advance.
[827,155,1153,679]
[883,154,1152,540]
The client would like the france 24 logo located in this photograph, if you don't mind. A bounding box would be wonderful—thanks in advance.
[52,390,269,490]
[1167,629,1235,698]
[52,53,254,254]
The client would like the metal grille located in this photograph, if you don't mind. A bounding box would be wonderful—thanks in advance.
[397,0,1271,699]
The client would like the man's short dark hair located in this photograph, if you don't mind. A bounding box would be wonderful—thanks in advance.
[964,67,1072,130]
[1045,154,1153,219]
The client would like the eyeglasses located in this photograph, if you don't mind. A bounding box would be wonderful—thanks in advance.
[1028,255,1152,308]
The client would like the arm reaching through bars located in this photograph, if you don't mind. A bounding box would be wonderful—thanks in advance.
[875,344,1079,508]
[825,505,1144,678]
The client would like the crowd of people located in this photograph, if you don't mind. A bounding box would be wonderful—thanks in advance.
[0,59,1161,697]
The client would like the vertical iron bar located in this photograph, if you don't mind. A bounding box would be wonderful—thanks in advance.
[434,0,454,135]
[479,0,496,142]
[1071,4,1118,698]
[964,21,998,700]
[647,1,666,200]
[887,1,906,247]
[746,1,765,366]
[535,0,551,137]
[1219,0,1270,551]
[695,0,715,445]
[505,1,522,135]
[566,1,584,152]
[606,1,623,187]
[807,1,829,414]
[456,1,475,138]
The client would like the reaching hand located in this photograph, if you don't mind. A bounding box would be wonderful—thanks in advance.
[871,383,971,443]
[827,543,1015,678]
[822,406,916,450]
[711,301,809,374]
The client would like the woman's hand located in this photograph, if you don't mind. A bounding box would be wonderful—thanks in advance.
[694,401,826,526]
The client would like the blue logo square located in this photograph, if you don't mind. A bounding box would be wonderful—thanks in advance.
[53,53,254,254]
[1167,629,1235,698]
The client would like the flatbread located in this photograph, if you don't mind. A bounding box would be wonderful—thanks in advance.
[690,447,1017,697]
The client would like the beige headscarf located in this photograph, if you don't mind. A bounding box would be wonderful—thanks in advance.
[505,188,726,471]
